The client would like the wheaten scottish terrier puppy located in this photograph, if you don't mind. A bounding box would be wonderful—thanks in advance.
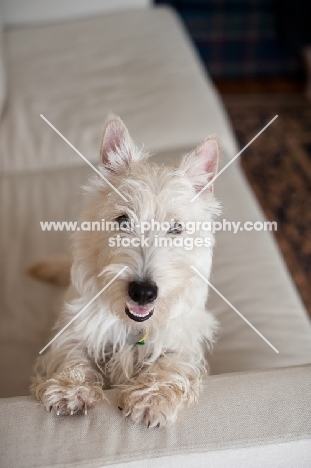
[30,115,220,427]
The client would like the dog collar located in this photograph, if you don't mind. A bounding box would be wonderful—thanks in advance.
[127,329,149,345]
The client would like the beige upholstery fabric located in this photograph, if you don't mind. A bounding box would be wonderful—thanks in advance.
[108,442,311,468]
[0,7,237,175]
[1,365,311,467]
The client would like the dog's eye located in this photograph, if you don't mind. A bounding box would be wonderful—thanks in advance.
[115,214,132,231]
[168,221,183,235]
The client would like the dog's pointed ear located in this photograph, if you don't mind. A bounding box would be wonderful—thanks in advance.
[180,137,219,194]
[100,115,133,171]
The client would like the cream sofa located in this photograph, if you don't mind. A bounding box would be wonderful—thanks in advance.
[0,5,311,468]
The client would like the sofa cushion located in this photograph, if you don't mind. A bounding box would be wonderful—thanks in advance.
[0,6,238,174]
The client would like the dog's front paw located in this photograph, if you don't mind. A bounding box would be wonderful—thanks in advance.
[32,373,105,416]
[121,382,183,428]
[45,382,104,416]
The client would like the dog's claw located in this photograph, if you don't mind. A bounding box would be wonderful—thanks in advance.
[156,423,160,428]
[56,407,60,416]
[83,403,87,415]
[48,406,52,412]
[70,409,74,416]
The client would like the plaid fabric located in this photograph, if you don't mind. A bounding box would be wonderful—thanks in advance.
[155,1,299,78]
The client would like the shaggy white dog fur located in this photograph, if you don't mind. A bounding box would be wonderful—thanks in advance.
[30,115,220,427]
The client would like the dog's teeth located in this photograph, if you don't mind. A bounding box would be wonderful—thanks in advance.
[128,308,153,317]
[131,311,148,317]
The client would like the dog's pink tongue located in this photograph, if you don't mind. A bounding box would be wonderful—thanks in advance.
[129,304,151,316]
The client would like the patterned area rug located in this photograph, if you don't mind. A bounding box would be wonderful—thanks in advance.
[222,94,311,317]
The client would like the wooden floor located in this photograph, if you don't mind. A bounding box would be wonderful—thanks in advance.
[214,76,304,95]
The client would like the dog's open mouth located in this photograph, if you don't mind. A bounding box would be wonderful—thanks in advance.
[125,303,154,322]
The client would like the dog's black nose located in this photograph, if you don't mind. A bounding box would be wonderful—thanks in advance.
[128,280,158,305]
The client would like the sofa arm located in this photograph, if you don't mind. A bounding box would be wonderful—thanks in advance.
[1,364,310,467]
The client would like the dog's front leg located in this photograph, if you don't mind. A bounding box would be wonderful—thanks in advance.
[30,343,105,416]
[120,353,204,427]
